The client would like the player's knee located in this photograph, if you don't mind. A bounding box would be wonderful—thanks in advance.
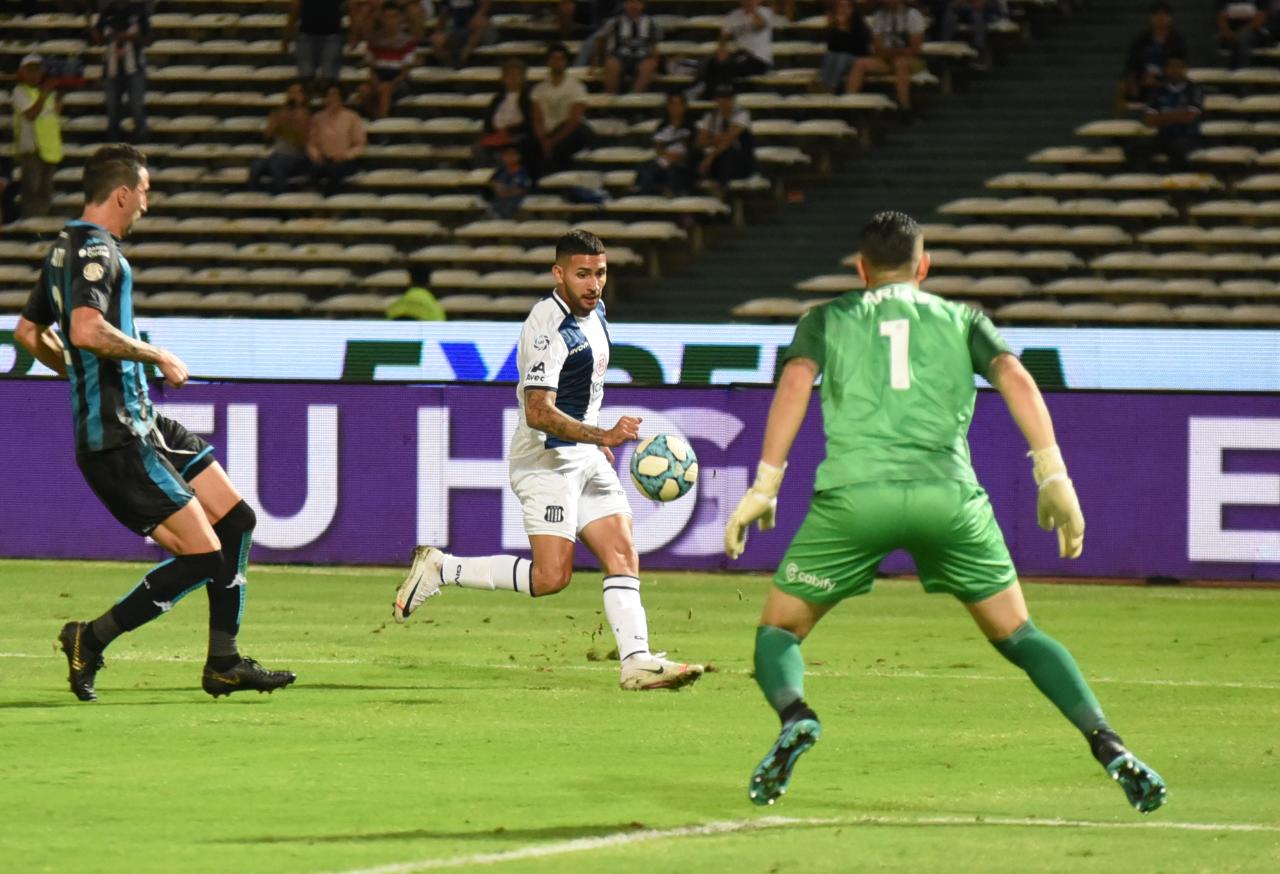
[214,499,256,536]
[532,563,572,596]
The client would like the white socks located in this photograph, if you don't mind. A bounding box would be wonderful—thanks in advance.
[441,554,532,596]
[603,575,650,661]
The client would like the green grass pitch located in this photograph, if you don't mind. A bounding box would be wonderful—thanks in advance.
[1,559,1277,874]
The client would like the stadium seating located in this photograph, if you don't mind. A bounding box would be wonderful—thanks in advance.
[773,57,1280,326]
[0,0,1102,321]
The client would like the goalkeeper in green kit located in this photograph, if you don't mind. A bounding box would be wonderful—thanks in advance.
[724,211,1167,813]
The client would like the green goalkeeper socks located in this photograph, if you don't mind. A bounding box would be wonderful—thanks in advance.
[754,625,807,715]
[993,619,1108,735]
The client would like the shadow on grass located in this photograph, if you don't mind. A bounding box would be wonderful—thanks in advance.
[291,683,487,692]
[211,822,654,845]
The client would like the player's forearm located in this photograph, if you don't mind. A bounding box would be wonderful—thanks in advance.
[760,359,817,467]
[528,405,608,445]
[990,353,1056,452]
[32,327,68,376]
[15,319,67,376]
[72,317,164,365]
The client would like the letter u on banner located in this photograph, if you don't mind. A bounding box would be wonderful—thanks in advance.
[226,403,340,550]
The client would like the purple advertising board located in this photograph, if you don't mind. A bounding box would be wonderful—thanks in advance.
[1,380,1277,580]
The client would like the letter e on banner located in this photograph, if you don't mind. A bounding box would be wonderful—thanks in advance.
[1187,417,1280,563]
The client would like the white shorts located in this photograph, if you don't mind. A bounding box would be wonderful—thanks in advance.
[510,449,631,541]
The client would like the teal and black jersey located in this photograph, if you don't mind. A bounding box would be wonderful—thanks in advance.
[21,219,155,454]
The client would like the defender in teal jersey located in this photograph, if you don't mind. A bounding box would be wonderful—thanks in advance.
[724,212,1166,813]
[15,145,294,701]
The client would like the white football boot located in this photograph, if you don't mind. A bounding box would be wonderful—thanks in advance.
[393,546,445,623]
[619,652,704,691]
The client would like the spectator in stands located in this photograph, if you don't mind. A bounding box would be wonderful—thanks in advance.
[846,0,927,114]
[249,82,313,195]
[1123,55,1203,172]
[387,264,447,320]
[1118,2,1188,110]
[1217,0,1267,69]
[692,0,776,99]
[487,144,533,219]
[594,0,662,95]
[940,0,1008,69]
[474,58,537,171]
[432,0,492,68]
[93,0,151,142]
[570,0,623,68]
[531,43,591,178]
[819,0,872,95]
[308,85,367,196]
[696,83,756,194]
[12,54,63,219]
[358,3,417,118]
[285,0,347,94]
[634,91,697,195]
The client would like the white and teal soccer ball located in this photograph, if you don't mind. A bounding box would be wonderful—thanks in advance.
[629,433,699,502]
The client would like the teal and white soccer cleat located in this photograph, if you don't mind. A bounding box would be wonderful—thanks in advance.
[1106,752,1168,814]
[393,546,445,623]
[748,717,821,806]
[618,653,704,690]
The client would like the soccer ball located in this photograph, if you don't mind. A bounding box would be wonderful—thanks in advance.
[629,433,699,502]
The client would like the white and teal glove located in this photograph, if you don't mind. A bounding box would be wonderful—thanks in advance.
[1030,445,1085,559]
[724,461,786,560]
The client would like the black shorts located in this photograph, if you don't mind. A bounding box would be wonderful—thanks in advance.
[76,414,216,537]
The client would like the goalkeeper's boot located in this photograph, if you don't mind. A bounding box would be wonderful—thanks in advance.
[748,710,821,806]
[618,653,704,690]
[1091,728,1168,814]
[57,621,104,702]
[394,546,445,623]
[202,658,297,698]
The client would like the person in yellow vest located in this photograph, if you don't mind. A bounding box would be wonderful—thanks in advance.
[11,54,64,219]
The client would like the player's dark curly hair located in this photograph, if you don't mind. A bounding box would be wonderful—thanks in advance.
[859,210,922,272]
[555,229,606,261]
[82,143,147,205]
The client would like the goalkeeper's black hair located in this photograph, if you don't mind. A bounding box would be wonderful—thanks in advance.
[859,210,922,273]
[555,229,606,261]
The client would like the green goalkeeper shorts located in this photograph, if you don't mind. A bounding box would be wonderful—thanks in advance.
[773,479,1018,605]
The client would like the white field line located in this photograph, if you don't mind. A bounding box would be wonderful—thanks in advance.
[2,651,1277,692]
[319,813,1280,874]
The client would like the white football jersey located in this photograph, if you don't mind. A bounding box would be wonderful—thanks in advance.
[509,291,611,467]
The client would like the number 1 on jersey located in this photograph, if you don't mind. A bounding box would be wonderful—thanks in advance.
[879,319,911,390]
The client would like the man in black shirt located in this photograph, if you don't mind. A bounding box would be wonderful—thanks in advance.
[14,144,296,702]
[1118,2,1188,109]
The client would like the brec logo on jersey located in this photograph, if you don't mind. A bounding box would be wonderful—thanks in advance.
[544,505,564,523]
[527,361,546,383]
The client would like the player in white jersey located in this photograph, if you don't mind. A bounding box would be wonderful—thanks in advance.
[393,230,703,691]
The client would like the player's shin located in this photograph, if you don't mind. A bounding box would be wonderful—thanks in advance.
[207,500,255,669]
[89,551,223,649]
[754,625,816,725]
[992,619,1108,735]
[603,575,649,660]
[441,554,533,594]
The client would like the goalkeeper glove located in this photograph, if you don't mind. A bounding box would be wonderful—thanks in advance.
[1030,445,1085,559]
[724,461,785,560]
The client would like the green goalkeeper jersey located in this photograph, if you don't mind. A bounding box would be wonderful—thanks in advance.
[782,281,1010,491]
